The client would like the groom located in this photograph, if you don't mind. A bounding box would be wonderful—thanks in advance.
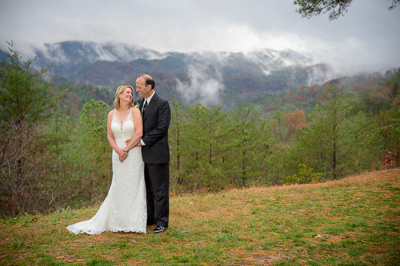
[131,74,171,234]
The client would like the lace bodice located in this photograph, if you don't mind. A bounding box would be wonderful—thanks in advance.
[111,108,135,141]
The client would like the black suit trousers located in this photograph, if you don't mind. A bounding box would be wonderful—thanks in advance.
[145,163,169,227]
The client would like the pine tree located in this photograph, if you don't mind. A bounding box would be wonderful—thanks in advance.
[0,41,55,126]
[177,104,232,191]
[168,95,187,186]
[230,103,270,187]
[74,99,111,201]
[299,84,361,179]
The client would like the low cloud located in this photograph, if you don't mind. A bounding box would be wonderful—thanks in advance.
[304,64,335,86]
[175,66,224,107]
[30,42,167,64]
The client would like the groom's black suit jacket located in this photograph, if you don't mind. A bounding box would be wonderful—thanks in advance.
[138,93,171,164]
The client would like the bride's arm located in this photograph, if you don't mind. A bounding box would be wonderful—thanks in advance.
[107,110,126,157]
[124,108,143,151]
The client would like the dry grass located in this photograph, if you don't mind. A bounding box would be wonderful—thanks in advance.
[1,168,399,265]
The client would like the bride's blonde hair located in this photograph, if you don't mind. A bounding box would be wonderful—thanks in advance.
[114,85,135,110]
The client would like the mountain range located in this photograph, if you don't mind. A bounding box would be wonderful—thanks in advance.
[1,41,334,105]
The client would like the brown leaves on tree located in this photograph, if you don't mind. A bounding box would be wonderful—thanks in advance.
[381,150,398,170]
[284,109,306,136]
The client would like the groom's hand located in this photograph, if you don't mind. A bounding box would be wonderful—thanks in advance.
[125,138,131,145]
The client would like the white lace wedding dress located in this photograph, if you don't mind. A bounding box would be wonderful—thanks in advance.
[67,108,147,234]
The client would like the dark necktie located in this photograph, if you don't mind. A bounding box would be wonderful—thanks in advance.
[142,100,148,117]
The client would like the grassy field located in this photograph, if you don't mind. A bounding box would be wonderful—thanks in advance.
[1,168,399,265]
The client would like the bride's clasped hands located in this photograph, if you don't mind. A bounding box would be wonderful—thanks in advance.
[117,128,141,162]
[117,149,128,162]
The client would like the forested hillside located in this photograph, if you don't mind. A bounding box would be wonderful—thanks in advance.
[0,43,399,219]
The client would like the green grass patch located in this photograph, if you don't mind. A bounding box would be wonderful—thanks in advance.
[0,169,399,265]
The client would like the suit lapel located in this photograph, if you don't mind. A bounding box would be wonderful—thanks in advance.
[139,98,145,117]
[143,93,157,121]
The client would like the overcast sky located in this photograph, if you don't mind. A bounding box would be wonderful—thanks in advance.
[0,0,399,76]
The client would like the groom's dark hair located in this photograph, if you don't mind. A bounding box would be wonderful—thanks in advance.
[138,74,155,90]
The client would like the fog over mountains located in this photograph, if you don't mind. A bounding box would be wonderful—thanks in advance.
[1,41,335,105]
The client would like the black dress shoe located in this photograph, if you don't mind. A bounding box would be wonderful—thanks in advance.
[153,225,167,234]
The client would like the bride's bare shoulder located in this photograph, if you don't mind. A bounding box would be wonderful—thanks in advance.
[131,107,141,116]
[108,109,116,118]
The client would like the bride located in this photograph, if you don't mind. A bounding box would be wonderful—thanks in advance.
[67,85,147,234]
